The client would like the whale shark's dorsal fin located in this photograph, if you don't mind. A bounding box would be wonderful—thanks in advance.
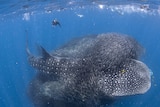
[39,45,51,59]
[25,30,50,59]
[25,30,31,56]
[26,46,31,56]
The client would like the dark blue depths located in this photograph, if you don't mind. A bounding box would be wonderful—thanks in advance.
[0,4,160,107]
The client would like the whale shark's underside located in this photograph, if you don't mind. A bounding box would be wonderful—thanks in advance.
[27,33,151,107]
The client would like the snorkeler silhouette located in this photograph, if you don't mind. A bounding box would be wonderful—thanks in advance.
[52,19,61,27]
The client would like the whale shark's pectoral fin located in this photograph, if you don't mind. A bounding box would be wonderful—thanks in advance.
[38,45,51,59]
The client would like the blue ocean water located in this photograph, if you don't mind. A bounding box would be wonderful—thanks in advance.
[0,0,160,107]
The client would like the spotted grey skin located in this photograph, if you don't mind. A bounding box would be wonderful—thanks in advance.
[98,59,151,96]
[27,33,151,107]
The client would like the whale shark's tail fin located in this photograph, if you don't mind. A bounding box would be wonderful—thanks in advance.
[25,30,31,56]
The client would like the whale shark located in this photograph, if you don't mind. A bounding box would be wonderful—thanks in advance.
[27,33,151,107]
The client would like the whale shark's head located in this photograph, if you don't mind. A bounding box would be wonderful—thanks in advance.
[97,59,151,97]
